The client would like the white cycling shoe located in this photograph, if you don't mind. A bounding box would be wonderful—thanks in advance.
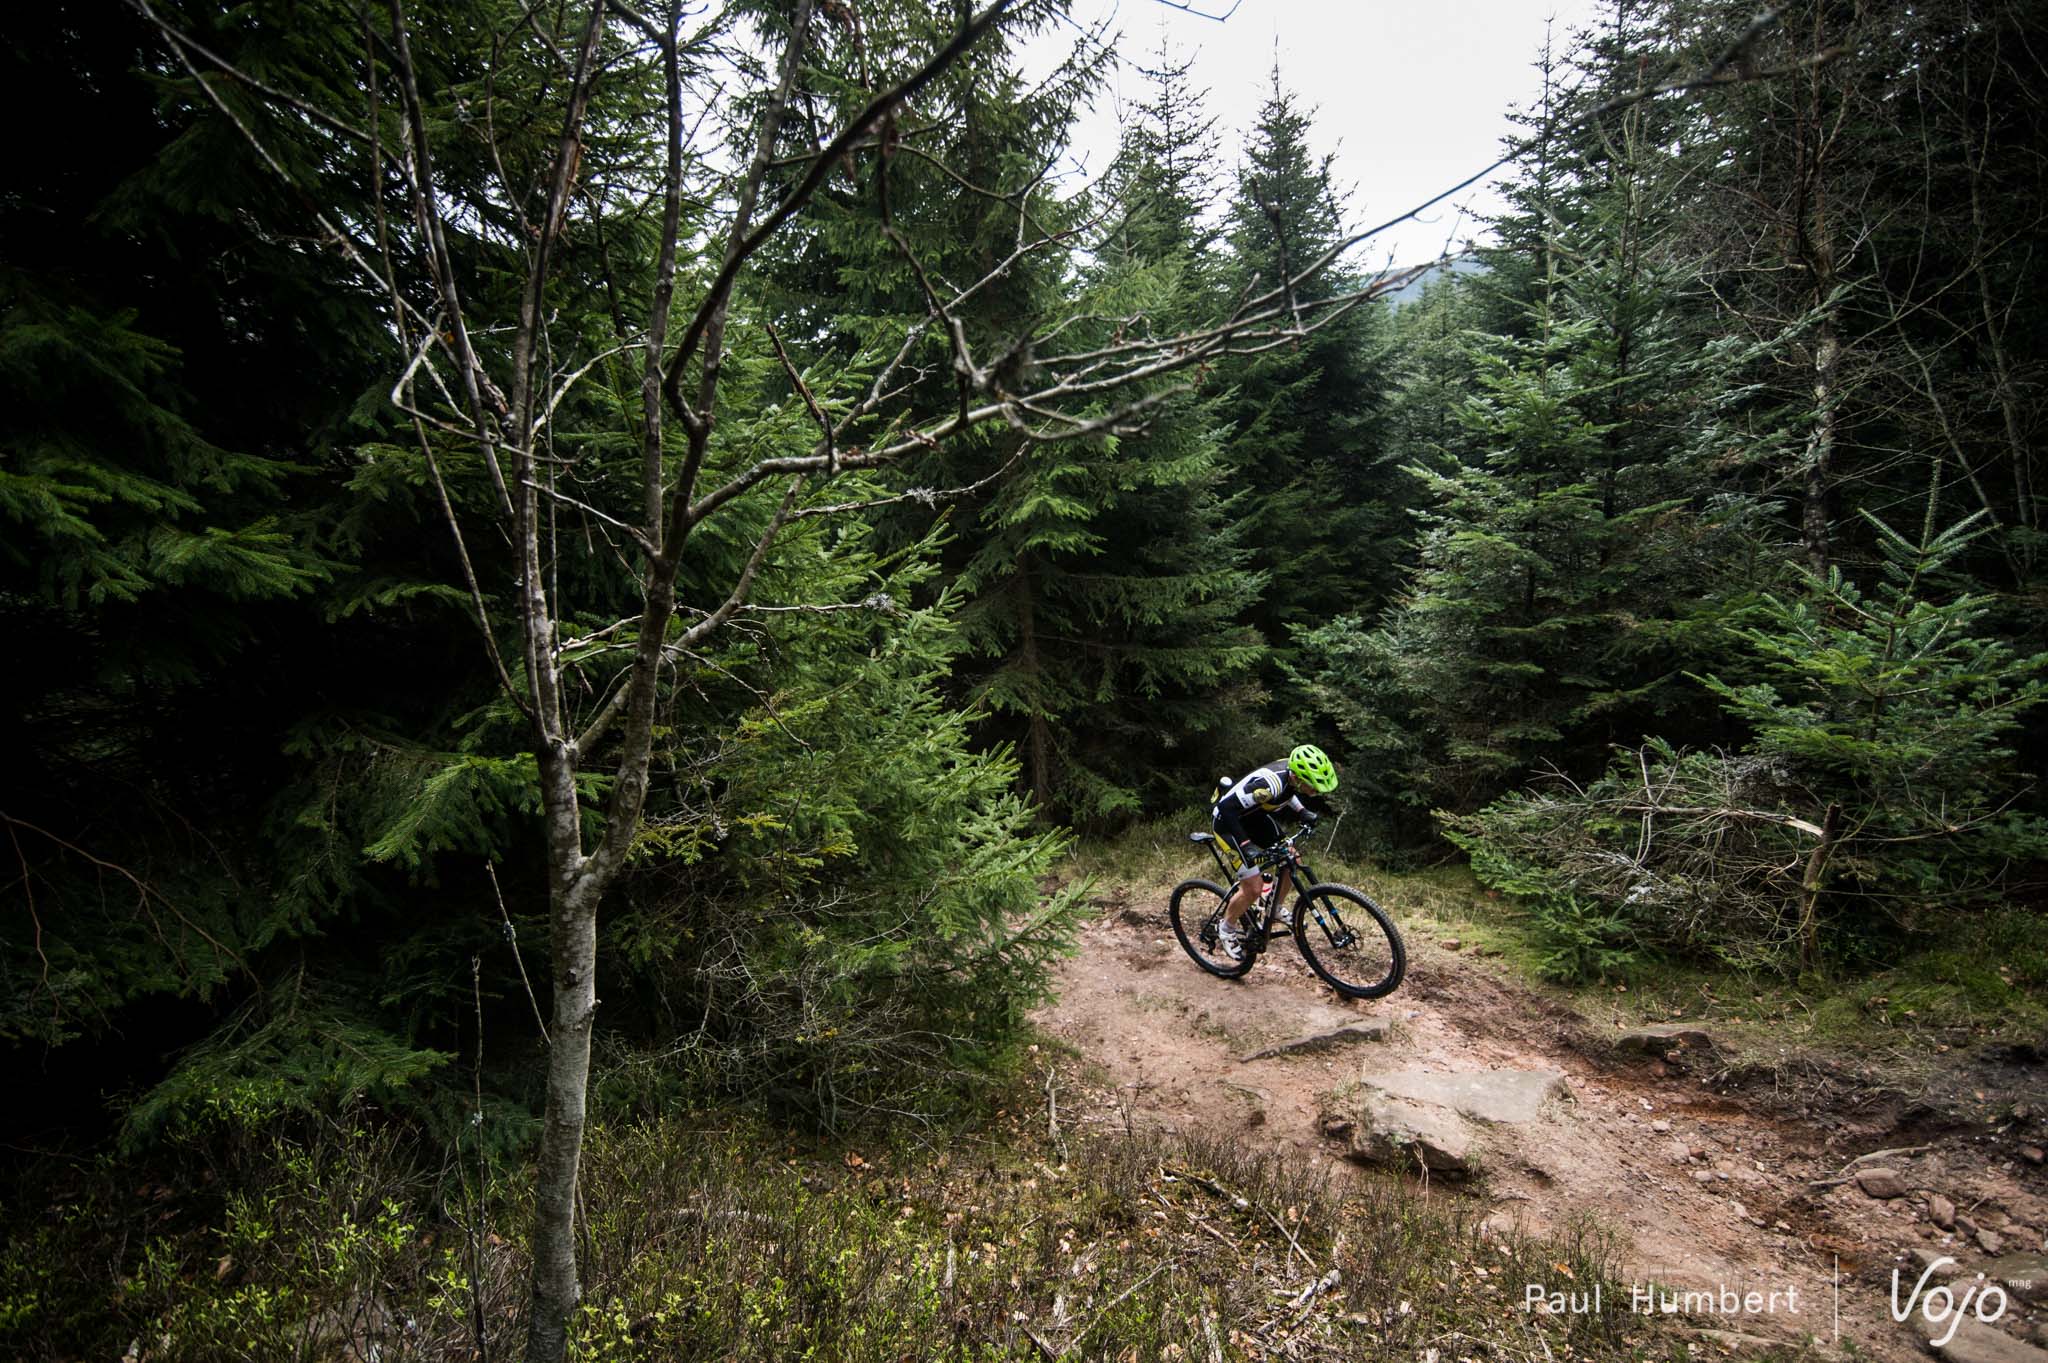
[1216,917,1247,961]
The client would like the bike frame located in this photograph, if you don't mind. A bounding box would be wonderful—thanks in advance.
[1179,819,1391,991]
[1197,823,1322,940]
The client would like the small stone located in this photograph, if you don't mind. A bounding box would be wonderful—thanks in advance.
[1715,1170,1731,1181]
[1931,1196,1957,1230]
[1650,1060,1670,1078]
[1443,938,1463,951]
[1652,1120,1672,1134]
[1979,1228,2008,1255]
[1959,1214,1982,1236]
[1692,1169,1716,1184]
[1731,1200,1751,1221]
[1911,1248,1964,1279]
[1774,1221,1791,1232]
[1856,1167,1910,1199]
[1689,1145,1709,1160]
[2023,1146,2045,1166]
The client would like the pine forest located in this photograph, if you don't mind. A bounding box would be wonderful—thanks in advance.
[2,1,2045,1360]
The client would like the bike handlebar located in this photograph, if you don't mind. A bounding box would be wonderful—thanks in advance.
[1251,819,1319,868]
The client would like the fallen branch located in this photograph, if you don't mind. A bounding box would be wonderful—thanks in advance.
[1808,1143,1933,1188]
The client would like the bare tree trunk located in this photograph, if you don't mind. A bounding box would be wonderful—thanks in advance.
[1972,243,2036,533]
[1802,318,1839,577]
[1797,801,1843,972]
[526,862,601,1362]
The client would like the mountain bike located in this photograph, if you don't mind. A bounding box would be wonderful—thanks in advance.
[1169,821,1406,999]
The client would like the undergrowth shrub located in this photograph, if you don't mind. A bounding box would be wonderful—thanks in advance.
[2,1111,509,1363]
[1447,515,2048,978]
[4,1101,1683,1363]
[602,596,1087,1128]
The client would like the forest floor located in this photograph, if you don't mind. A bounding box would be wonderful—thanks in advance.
[1032,854,2048,1363]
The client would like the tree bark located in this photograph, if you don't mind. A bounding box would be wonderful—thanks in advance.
[1797,801,1843,972]
[1802,318,1839,577]
[525,865,601,1362]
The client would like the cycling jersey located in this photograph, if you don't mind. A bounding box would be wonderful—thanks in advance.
[1211,761,1308,879]
[1215,762,1308,819]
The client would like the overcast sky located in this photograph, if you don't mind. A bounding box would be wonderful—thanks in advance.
[1022,0,1609,267]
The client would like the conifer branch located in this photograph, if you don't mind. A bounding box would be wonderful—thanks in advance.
[660,0,1017,429]
[0,811,251,989]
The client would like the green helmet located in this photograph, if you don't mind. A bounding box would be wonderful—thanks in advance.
[1289,743,1338,794]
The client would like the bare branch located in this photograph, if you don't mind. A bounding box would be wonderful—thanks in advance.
[140,8,373,146]
[1151,0,1242,19]
[387,0,517,515]
[660,0,1018,424]
[676,477,807,650]
[764,318,838,475]
[792,447,1025,519]
[520,478,659,557]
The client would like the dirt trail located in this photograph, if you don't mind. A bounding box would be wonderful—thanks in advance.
[1032,878,2048,1363]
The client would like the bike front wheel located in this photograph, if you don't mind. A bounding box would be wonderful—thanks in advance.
[1169,878,1254,979]
[1292,883,1405,999]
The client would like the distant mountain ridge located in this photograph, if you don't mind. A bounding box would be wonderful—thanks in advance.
[1377,254,1486,308]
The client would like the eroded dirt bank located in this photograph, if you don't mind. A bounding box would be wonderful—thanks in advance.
[1032,878,2048,1363]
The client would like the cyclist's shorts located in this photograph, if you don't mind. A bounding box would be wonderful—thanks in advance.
[1211,802,1281,880]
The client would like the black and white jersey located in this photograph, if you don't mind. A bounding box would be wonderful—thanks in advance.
[1215,761,1306,818]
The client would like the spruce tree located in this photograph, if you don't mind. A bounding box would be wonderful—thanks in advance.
[955,44,1262,822]
[1301,12,1734,817]
[1216,66,1401,645]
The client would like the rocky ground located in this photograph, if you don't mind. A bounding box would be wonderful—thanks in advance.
[1032,879,2048,1363]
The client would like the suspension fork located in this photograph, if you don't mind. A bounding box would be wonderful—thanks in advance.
[1293,859,1340,929]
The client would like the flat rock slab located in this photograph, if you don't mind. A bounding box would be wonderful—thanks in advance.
[1359,1068,1572,1124]
[1239,1018,1391,1062]
[1346,1093,1477,1174]
[1985,1252,2048,1303]
[1615,1023,1718,1054]
[1930,1318,2048,1363]
[1857,1167,1910,1198]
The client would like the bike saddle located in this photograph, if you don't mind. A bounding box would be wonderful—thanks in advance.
[1187,832,1214,844]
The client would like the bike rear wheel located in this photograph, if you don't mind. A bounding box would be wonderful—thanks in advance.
[1292,883,1405,999]
[1169,878,1255,979]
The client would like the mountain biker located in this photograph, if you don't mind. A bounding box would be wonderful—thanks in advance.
[1211,745,1338,961]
